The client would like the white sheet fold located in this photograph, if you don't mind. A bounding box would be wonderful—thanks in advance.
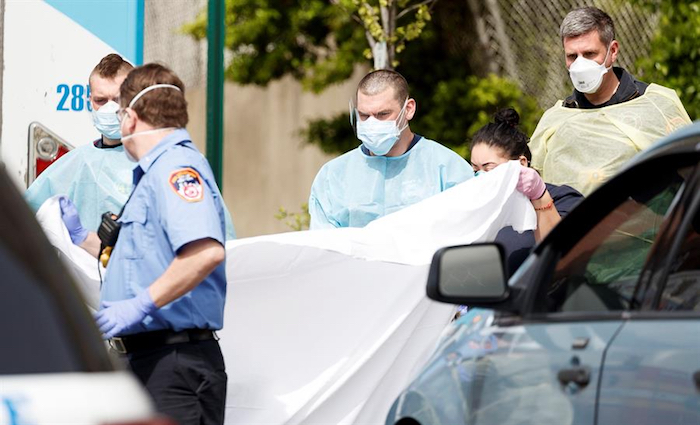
[35,161,535,424]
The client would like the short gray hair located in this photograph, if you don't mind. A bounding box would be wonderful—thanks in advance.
[357,70,409,104]
[560,7,615,46]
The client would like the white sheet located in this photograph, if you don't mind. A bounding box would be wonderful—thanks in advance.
[36,196,104,312]
[35,161,535,424]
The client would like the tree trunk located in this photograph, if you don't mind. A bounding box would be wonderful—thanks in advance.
[485,0,518,80]
[466,0,498,75]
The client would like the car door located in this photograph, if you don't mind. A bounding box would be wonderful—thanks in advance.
[385,139,700,425]
[488,152,697,425]
[597,164,700,424]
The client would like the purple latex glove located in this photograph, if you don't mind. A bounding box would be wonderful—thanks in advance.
[94,290,157,339]
[516,167,546,200]
[58,196,88,245]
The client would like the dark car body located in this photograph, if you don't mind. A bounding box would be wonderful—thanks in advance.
[386,122,700,425]
[0,163,164,423]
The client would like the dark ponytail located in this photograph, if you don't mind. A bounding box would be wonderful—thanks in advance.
[471,107,531,162]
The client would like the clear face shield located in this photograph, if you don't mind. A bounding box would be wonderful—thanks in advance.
[349,99,358,135]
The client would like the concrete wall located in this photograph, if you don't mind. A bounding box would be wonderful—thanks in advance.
[186,74,361,237]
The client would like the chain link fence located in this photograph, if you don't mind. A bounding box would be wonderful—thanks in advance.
[479,0,660,108]
[143,0,207,90]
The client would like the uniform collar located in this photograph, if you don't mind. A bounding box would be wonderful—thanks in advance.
[93,137,123,149]
[136,128,191,174]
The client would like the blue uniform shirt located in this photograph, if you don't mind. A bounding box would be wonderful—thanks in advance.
[102,129,227,335]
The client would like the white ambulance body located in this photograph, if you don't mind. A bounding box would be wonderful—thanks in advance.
[0,0,142,189]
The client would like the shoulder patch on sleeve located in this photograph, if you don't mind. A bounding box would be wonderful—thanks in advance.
[169,168,204,202]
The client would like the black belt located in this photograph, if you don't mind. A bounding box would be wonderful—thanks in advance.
[109,329,218,354]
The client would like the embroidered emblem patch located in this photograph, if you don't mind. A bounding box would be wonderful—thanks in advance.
[169,168,204,202]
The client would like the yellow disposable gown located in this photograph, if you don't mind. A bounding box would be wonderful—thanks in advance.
[529,83,691,196]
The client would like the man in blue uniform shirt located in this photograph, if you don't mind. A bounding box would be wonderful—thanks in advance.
[61,64,228,424]
[309,69,473,229]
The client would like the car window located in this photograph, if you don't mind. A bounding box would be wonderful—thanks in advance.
[658,201,700,311]
[539,168,690,314]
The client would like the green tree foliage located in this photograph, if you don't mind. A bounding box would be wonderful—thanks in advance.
[420,75,542,159]
[182,0,435,92]
[634,0,700,119]
[347,0,436,68]
[182,0,365,93]
[302,113,358,155]
[183,0,542,158]
[275,203,310,231]
[301,4,543,159]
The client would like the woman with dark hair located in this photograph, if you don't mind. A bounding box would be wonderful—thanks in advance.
[471,108,583,275]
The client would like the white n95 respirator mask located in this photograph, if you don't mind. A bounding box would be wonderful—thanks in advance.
[91,100,122,140]
[355,99,408,156]
[568,45,612,94]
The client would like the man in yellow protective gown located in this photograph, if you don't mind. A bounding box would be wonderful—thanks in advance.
[529,6,691,196]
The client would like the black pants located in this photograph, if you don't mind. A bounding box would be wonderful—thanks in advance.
[128,339,227,425]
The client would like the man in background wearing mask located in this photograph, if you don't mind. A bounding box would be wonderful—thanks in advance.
[25,54,134,233]
[529,6,691,196]
[309,69,473,229]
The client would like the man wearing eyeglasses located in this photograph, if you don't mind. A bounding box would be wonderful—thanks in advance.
[25,54,134,232]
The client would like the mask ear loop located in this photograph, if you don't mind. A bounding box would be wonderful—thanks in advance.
[395,98,410,133]
[601,42,613,70]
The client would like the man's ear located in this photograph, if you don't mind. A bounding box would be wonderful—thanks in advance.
[609,40,619,66]
[123,108,138,131]
[405,98,417,121]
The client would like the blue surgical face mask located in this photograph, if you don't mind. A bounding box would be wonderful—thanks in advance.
[91,100,121,140]
[356,99,409,156]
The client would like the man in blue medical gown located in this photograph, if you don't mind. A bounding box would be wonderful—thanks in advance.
[309,69,473,229]
[25,54,134,232]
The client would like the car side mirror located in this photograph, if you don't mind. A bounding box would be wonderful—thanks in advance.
[426,243,509,305]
